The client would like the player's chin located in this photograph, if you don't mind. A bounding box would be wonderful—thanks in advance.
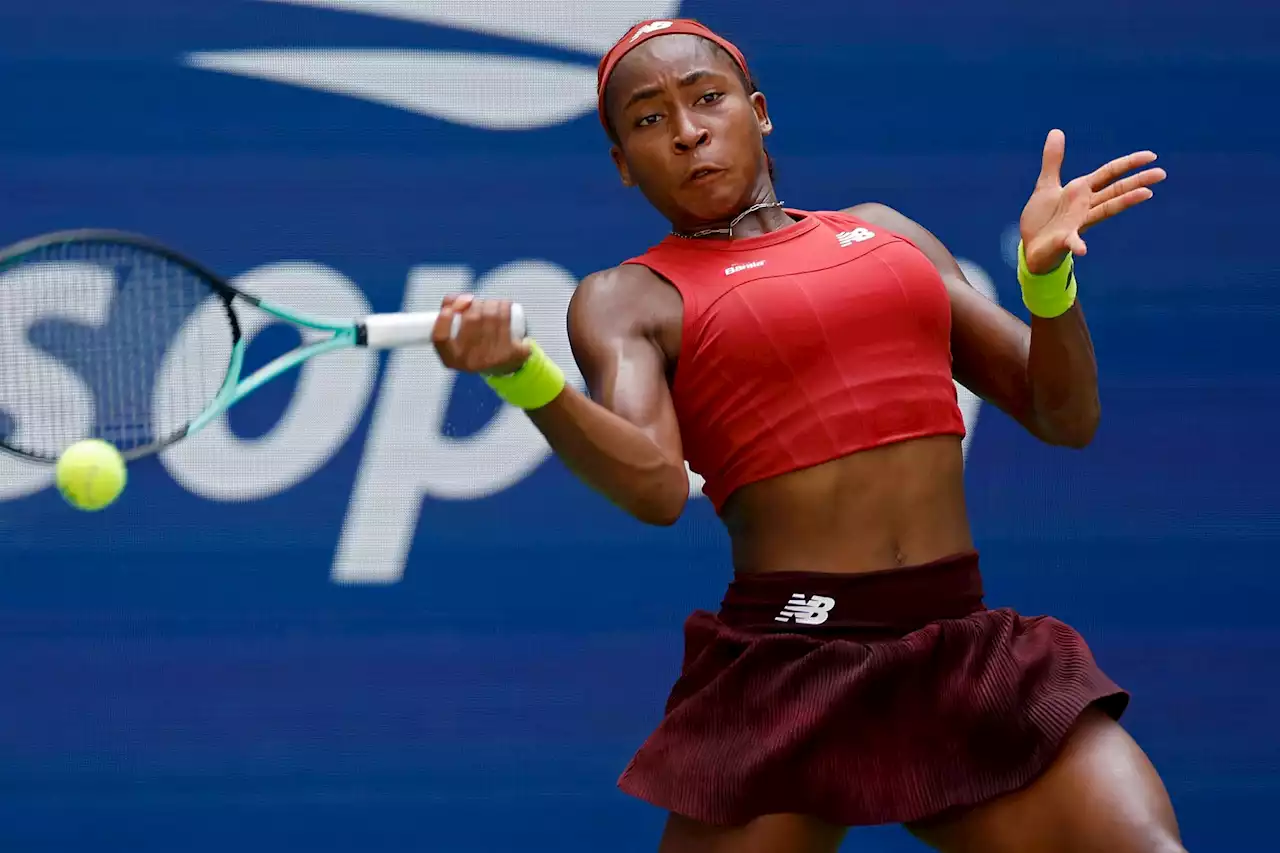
[678,184,752,223]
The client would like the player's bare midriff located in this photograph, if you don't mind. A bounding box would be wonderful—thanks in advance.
[720,434,974,576]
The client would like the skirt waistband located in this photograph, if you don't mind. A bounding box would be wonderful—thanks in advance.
[718,551,985,636]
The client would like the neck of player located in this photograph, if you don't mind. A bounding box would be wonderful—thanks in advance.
[675,183,793,240]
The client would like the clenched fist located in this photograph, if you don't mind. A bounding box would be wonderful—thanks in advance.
[432,293,531,376]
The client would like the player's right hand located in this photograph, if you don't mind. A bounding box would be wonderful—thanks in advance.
[432,293,532,376]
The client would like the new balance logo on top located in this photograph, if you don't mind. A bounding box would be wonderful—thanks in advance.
[724,260,766,276]
[837,228,876,247]
[775,594,836,625]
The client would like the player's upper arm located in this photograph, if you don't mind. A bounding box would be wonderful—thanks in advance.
[566,265,685,464]
[846,202,1037,430]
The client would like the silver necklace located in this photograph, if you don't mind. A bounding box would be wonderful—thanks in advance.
[671,199,786,239]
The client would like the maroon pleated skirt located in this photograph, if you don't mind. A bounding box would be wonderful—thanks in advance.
[617,552,1129,827]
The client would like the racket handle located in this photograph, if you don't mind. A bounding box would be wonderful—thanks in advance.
[360,304,527,349]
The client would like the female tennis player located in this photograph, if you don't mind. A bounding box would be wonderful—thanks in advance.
[432,18,1181,853]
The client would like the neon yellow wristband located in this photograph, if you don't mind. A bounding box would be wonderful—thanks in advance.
[1017,240,1078,319]
[482,340,566,410]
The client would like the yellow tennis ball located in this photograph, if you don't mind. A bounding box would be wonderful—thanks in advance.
[55,439,127,511]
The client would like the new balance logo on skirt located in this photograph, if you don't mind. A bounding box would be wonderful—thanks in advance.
[775,594,836,625]
[837,228,876,247]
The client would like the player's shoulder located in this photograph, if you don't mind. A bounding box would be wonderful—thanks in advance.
[579,261,663,292]
[574,263,668,310]
[569,263,673,334]
[836,202,948,255]
[837,202,918,233]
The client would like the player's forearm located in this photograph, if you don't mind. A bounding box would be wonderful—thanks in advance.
[527,386,688,525]
[1025,302,1100,448]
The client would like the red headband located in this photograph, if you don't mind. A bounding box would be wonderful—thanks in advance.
[596,19,750,131]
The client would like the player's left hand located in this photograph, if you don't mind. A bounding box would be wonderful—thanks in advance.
[1019,129,1166,274]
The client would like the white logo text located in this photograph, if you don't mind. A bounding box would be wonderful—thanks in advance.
[724,261,766,276]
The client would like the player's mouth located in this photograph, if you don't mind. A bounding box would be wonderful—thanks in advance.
[685,166,726,185]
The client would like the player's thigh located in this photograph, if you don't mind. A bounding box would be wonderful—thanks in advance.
[659,812,845,853]
[906,707,1185,853]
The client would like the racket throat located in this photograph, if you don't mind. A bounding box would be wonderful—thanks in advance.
[188,339,249,436]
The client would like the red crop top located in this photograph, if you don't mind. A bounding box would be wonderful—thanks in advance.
[623,209,967,511]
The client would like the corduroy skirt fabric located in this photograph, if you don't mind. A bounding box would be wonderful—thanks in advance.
[617,552,1129,827]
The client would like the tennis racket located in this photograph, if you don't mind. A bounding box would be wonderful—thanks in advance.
[0,229,526,463]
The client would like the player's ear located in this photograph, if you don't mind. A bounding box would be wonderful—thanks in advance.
[610,145,635,187]
[751,92,773,137]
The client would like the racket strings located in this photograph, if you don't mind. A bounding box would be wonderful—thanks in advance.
[0,239,235,460]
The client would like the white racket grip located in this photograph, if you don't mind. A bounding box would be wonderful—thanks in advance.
[360,304,527,349]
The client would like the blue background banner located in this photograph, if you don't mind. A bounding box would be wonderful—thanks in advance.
[1,1,1276,850]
